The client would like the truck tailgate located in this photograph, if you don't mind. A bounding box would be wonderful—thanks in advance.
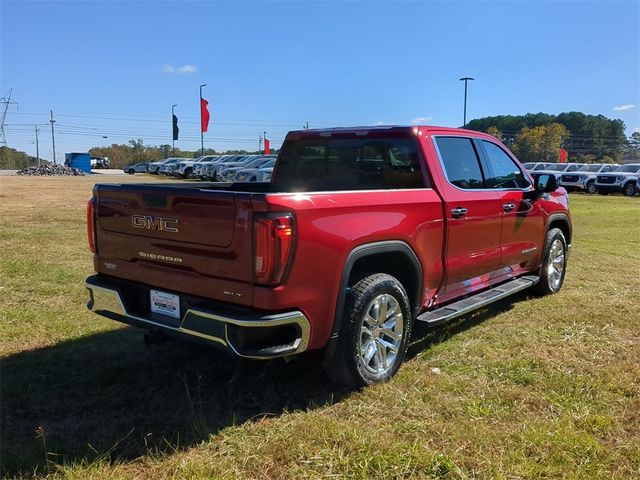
[93,184,256,305]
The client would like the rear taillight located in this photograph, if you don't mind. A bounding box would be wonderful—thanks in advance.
[87,198,96,253]
[254,213,295,285]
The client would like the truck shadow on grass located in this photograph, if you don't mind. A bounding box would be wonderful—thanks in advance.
[1,292,527,475]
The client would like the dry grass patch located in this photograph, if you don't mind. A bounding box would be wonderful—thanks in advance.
[1,177,639,479]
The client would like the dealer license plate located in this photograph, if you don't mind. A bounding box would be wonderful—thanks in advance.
[150,289,181,320]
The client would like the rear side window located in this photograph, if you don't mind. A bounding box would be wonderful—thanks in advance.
[275,136,425,190]
[435,137,484,189]
[481,141,531,189]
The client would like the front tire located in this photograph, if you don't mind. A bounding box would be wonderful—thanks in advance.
[323,273,413,387]
[586,182,596,194]
[533,228,568,296]
[127,169,135,175]
[623,182,636,197]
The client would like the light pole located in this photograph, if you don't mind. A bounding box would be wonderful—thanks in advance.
[171,104,178,155]
[459,76,474,127]
[199,84,207,155]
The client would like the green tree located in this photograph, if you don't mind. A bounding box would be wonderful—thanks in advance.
[0,146,46,169]
[466,111,626,161]
[511,123,567,163]
[487,126,502,141]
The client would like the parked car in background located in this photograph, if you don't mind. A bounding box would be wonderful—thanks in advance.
[204,155,252,180]
[595,164,640,196]
[193,155,233,179]
[522,162,553,172]
[174,155,219,178]
[534,163,575,180]
[559,163,619,194]
[236,159,277,182]
[158,158,188,175]
[256,163,275,182]
[219,156,276,182]
[123,162,149,175]
[148,158,182,174]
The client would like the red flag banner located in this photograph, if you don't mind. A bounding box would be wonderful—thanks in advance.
[200,97,210,133]
[559,148,568,163]
[264,137,270,155]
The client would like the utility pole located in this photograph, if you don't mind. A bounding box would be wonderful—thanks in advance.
[459,76,474,127]
[304,121,309,130]
[199,84,207,155]
[263,131,267,154]
[50,110,57,164]
[258,135,263,153]
[0,89,18,145]
[35,126,40,166]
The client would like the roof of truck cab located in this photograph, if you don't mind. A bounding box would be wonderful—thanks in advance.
[286,125,493,137]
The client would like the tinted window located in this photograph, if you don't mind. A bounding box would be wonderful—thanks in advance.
[435,137,484,189]
[482,141,531,189]
[577,164,602,172]
[276,136,424,190]
[547,164,569,171]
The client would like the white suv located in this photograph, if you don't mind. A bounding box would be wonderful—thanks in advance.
[595,164,640,196]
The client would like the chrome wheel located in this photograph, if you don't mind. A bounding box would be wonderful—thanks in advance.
[358,293,404,375]
[547,239,565,291]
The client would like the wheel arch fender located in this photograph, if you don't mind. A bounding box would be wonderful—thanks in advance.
[546,213,572,247]
[326,241,423,353]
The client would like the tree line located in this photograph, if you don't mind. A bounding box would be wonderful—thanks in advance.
[0,146,47,169]
[465,112,636,163]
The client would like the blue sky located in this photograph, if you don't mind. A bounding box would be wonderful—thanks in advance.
[1,0,638,160]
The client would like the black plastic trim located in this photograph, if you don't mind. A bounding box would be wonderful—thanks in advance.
[326,240,423,353]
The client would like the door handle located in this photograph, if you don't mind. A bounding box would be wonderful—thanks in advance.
[503,202,516,212]
[451,207,468,218]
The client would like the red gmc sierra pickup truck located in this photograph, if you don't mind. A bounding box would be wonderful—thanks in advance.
[85,126,571,386]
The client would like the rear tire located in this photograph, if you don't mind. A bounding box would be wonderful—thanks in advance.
[323,273,413,387]
[533,228,568,296]
[585,182,596,194]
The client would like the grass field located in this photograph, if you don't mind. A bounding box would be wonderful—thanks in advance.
[1,175,639,479]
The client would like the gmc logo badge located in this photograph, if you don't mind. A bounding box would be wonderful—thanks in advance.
[131,215,179,233]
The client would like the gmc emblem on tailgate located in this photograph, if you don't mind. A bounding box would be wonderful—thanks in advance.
[131,215,179,232]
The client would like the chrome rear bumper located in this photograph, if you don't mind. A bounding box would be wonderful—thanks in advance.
[85,277,310,359]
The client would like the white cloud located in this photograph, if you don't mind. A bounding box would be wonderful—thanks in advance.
[374,120,386,125]
[634,127,640,133]
[178,64,198,74]
[613,104,635,111]
[411,116,433,124]
[162,64,198,74]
